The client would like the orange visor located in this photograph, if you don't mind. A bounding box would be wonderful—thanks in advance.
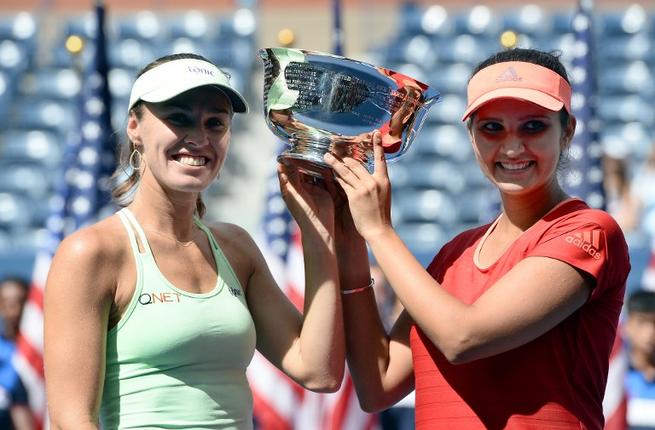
[461,61,572,121]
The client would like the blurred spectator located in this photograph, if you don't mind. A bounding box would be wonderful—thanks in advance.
[627,146,655,240]
[0,278,29,342]
[603,154,639,233]
[370,264,415,430]
[624,290,655,430]
[0,277,33,430]
[625,146,655,291]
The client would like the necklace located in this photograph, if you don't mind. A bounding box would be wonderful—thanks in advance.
[143,226,198,248]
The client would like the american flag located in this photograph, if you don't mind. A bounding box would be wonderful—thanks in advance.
[13,4,116,428]
[247,146,379,430]
[563,1,627,429]
[563,0,604,209]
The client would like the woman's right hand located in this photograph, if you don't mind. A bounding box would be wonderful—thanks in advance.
[324,131,393,241]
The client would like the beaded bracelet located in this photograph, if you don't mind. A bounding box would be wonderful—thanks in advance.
[341,278,375,295]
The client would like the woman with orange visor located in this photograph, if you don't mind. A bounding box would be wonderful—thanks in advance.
[325,48,631,429]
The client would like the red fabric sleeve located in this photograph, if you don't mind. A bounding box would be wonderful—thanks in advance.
[527,209,629,299]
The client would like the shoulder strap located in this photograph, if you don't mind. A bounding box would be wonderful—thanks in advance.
[120,207,153,256]
[117,209,143,256]
[193,218,246,293]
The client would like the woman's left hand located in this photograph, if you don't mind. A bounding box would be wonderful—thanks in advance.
[324,131,393,240]
[278,161,335,236]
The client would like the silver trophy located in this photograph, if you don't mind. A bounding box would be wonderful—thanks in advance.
[259,47,440,177]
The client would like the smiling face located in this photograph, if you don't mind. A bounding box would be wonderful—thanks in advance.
[127,86,233,196]
[469,98,574,199]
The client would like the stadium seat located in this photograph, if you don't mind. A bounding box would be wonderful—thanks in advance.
[8,98,77,134]
[411,124,473,162]
[9,226,43,253]
[601,122,653,160]
[453,5,501,37]
[0,70,12,122]
[0,246,36,280]
[216,9,257,39]
[0,163,51,200]
[0,39,30,82]
[0,12,37,59]
[455,188,497,224]
[166,10,213,40]
[17,67,81,100]
[436,34,497,65]
[394,222,447,266]
[109,38,159,69]
[599,6,649,36]
[113,11,165,42]
[420,5,452,36]
[598,61,654,95]
[395,1,427,37]
[460,161,489,189]
[396,159,466,194]
[0,229,10,251]
[502,4,550,36]
[0,129,63,167]
[425,93,467,125]
[61,12,101,40]
[108,68,137,100]
[597,95,654,124]
[0,192,32,230]
[550,11,574,34]
[392,189,459,226]
[599,33,653,62]
[426,62,471,95]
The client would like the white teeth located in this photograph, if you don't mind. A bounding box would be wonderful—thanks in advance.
[177,155,206,166]
[500,161,530,170]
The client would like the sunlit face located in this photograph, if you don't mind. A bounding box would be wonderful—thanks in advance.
[468,99,573,198]
[128,87,233,195]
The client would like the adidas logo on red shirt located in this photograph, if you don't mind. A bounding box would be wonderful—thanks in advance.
[565,230,602,260]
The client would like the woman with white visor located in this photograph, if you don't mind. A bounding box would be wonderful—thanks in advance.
[45,53,345,430]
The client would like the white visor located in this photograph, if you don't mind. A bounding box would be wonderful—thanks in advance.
[127,58,248,113]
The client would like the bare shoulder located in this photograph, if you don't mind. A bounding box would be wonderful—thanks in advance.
[48,214,129,297]
[55,215,126,262]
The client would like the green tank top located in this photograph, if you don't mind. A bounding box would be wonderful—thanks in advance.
[100,208,256,429]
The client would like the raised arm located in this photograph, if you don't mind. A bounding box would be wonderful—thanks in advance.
[244,162,344,392]
[325,132,592,365]
[364,235,591,364]
[44,227,116,429]
[328,178,415,412]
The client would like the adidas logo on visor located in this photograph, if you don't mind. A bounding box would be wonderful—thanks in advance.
[495,67,522,82]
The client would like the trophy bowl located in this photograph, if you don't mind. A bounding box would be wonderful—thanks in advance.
[259,47,441,177]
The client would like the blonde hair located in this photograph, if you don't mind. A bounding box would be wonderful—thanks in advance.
[110,53,213,218]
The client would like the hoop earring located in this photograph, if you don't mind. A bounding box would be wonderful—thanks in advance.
[129,149,143,172]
